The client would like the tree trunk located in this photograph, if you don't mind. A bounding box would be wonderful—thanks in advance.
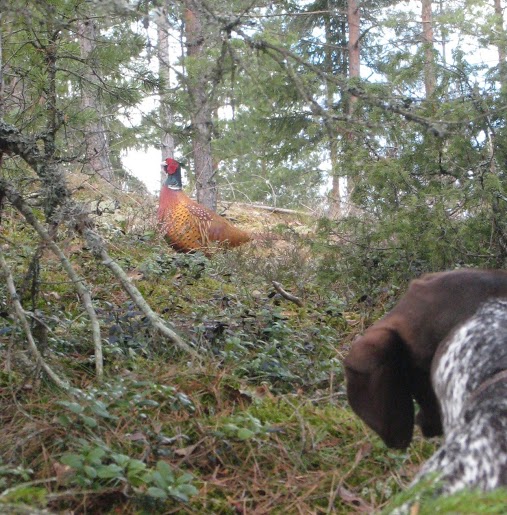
[326,7,341,219]
[328,138,341,218]
[347,0,360,85]
[157,2,175,186]
[328,1,361,219]
[77,19,114,182]
[422,0,436,98]
[341,0,361,217]
[0,14,4,118]
[494,0,507,91]
[183,2,216,210]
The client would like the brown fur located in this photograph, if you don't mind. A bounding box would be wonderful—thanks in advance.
[344,269,507,449]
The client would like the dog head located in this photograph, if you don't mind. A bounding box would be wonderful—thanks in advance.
[344,269,507,449]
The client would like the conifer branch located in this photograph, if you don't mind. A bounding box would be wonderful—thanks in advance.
[227,26,454,137]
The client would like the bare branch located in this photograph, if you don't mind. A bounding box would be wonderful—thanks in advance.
[221,201,311,216]
[0,249,71,391]
[0,178,104,379]
[272,281,303,307]
[81,228,199,359]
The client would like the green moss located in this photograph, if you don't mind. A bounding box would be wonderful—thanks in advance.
[384,481,507,514]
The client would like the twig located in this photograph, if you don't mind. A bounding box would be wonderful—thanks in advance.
[0,477,57,501]
[0,250,71,391]
[81,227,199,359]
[0,504,52,515]
[45,486,121,501]
[272,281,303,307]
[1,178,197,362]
[0,178,103,379]
[220,201,312,216]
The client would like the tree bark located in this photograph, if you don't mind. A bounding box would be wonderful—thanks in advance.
[77,19,114,182]
[0,14,4,118]
[157,2,175,185]
[326,6,342,219]
[422,0,436,98]
[347,0,360,85]
[183,2,217,210]
[339,0,361,218]
[494,0,507,91]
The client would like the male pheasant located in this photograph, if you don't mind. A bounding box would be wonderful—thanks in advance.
[157,158,251,254]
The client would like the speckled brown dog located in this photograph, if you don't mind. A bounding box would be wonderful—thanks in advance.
[412,298,507,493]
[344,268,507,449]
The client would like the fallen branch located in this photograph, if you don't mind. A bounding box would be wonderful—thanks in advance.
[0,250,71,391]
[0,505,52,515]
[0,477,57,501]
[0,179,104,379]
[82,227,199,359]
[220,201,312,217]
[0,178,104,380]
[0,118,198,371]
[272,281,303,307]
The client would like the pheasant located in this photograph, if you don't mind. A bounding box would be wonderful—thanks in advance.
[157,158,252,254]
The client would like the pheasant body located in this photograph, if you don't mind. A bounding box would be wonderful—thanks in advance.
[158,158,251,254]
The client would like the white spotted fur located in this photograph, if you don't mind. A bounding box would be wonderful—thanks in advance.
[412,299,507,495]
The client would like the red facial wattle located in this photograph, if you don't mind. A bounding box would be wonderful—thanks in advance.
[165,158,180,175]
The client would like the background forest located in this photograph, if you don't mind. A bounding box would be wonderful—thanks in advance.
[1,0,507,513]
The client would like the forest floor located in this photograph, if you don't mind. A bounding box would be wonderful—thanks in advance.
[0,172,505,514]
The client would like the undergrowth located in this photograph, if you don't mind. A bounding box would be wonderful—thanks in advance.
[0,187,504,513]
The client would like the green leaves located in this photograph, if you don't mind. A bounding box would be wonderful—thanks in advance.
[216,413,270,441]
[55,383,199,501]
[146,462,198,502]
[56,398,117,430]
[59,443,198,502]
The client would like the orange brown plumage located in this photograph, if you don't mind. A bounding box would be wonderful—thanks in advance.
[157,158,251,254]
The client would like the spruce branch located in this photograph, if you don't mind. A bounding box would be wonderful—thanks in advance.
[229,26,454,137]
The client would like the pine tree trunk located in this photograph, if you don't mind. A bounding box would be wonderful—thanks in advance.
[347,0,360,84]
[422,0,436,98]
[77,20,113,182]
[157,3,175,186]
[341,0,361,217]
[0,14,4,117]
[494,0,507,91]
[326,9,341,219]
[183,2,217,211]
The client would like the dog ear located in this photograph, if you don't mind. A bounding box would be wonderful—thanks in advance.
[345,328,414,449]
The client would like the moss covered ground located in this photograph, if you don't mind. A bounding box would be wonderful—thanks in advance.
[0,175,505,513]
